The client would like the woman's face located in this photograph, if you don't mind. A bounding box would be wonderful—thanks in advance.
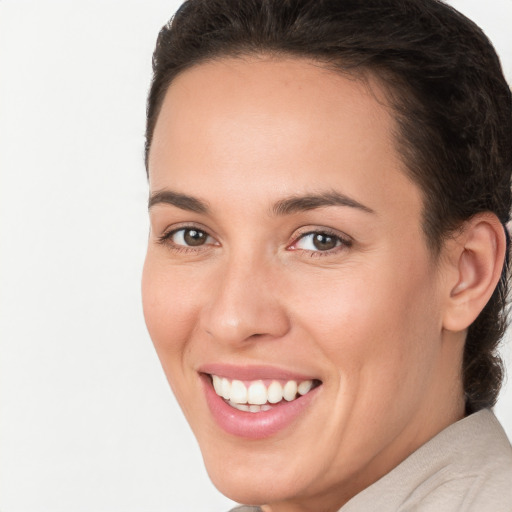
[143,58,457,510]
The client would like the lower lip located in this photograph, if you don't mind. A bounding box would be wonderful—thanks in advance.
[201,374,320,439]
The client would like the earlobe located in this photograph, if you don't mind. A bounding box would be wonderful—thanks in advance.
[442,213,506,332]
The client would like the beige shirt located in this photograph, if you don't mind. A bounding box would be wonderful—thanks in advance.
[341,409,512,511]
[230,409,512,512]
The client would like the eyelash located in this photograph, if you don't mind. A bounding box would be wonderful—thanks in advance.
[157,225,217,254]
[157,226,352,257]
[288,229,352,257]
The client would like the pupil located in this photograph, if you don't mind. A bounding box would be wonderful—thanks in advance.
[313,233,336,251]
[184,229,206,246]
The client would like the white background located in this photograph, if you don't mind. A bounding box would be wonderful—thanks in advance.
[0,1,511,511]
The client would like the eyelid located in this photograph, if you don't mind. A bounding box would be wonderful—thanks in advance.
[158,220,214,238]
[287,226,353,253]
[157,222,219,249]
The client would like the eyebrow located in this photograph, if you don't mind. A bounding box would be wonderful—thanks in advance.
[148,189,210,213]
[271,191,375,216]
[148,188,375,216]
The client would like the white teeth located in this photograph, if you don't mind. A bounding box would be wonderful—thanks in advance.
[267,381,284,404]
[230,380,248,404]
[228,401,250,412]
[247,381,267,405]
[211,375,317,409]
[221,378,231,400]
[298,380,313,395]
[283,380,298,401]
[212,375,223,396]
[227,401,273,413]
[250,404,272,413]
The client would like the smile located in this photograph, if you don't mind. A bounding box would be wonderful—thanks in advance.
[211,375,317,412]
[200,367,322,439]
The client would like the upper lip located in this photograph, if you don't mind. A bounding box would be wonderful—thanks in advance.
[198,363,319,382]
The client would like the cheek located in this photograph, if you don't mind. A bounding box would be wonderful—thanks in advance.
[141,255,212,424]
[288,255,441,394]
[141,255,200,365]
[284,258,443,464]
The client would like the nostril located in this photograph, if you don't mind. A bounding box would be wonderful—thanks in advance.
[247,333,266,340]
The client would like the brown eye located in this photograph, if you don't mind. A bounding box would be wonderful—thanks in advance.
[169,228,213,247]
[183,229,207,246]
[292,231,348,253]
[312,233,337,251]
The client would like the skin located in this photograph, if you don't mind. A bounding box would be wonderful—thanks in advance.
[142,57,475,512]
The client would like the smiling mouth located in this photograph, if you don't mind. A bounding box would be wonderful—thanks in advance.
[208,374,322,413]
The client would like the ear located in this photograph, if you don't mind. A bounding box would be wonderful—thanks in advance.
[442,213,507,332]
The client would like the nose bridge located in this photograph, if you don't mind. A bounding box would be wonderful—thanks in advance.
[200,249,289,345]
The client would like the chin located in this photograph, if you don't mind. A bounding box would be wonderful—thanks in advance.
[206,462,303,506]
[199,439,320,507]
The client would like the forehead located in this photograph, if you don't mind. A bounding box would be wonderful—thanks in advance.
[148,57,422,219]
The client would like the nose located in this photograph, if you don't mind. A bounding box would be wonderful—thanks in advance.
[199,255,290,346]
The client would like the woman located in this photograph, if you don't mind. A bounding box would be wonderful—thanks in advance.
[141,0,512,510]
